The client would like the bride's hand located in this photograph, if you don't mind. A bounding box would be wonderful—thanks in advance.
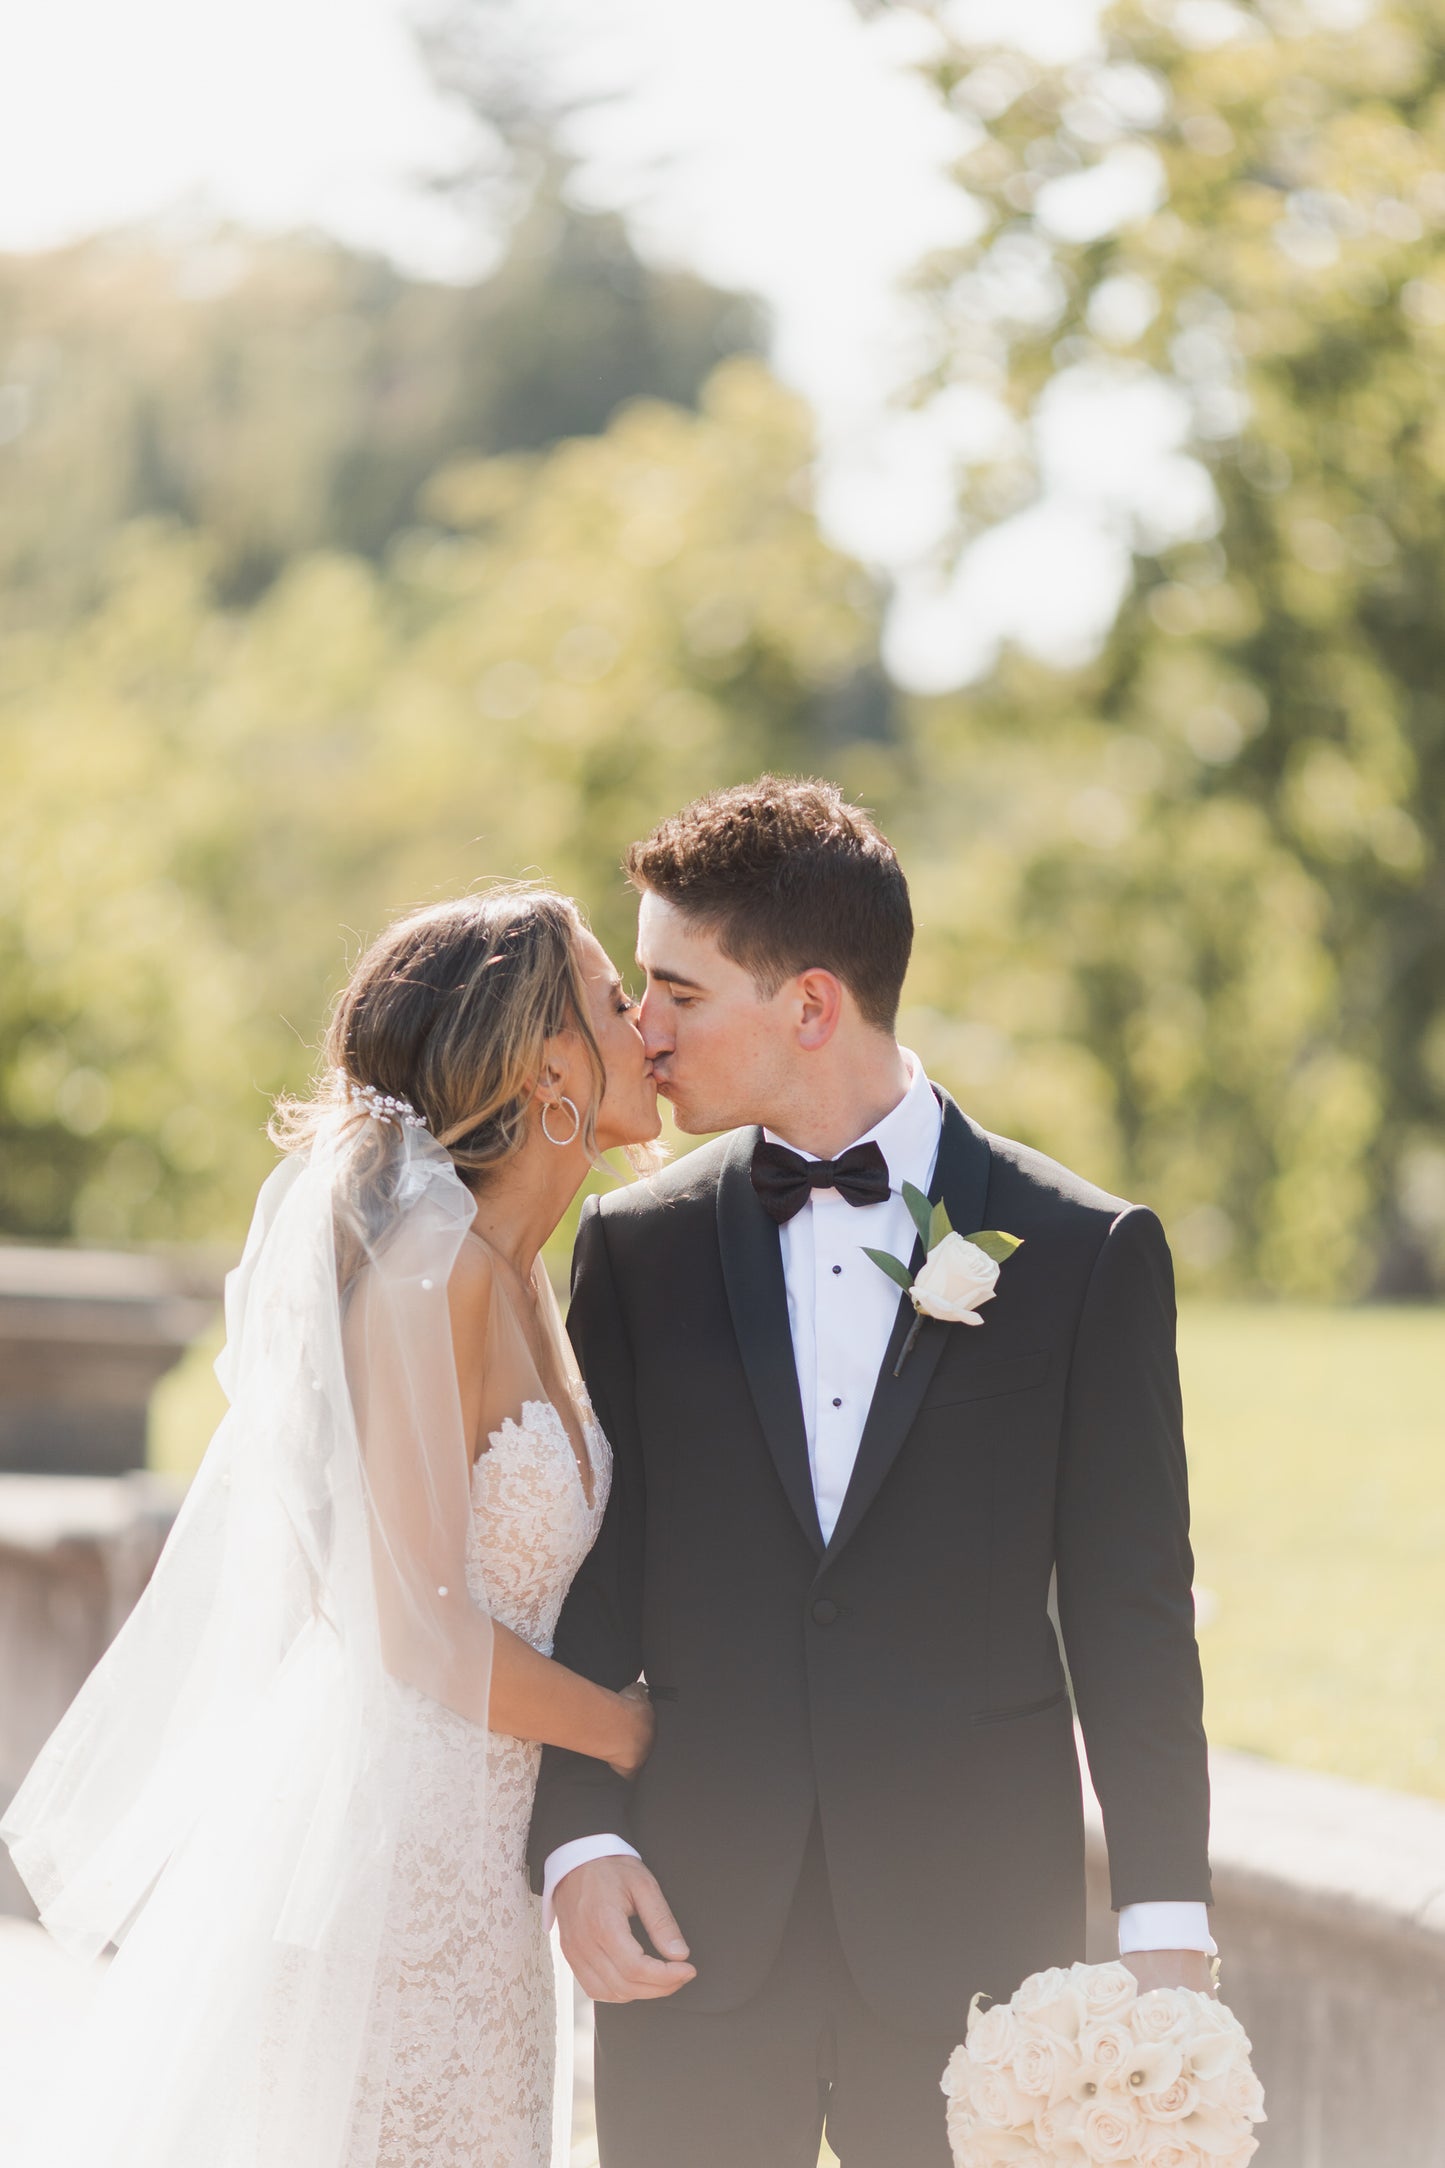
[606,1681,654,1778]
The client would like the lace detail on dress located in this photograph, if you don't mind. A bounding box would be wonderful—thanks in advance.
[356,1399,611,2168]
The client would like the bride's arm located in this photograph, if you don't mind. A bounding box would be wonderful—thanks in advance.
[487,1628,651,1772]
[448,1246,651,1774]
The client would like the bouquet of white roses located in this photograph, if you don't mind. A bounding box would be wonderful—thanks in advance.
[941,1961,1265,2168]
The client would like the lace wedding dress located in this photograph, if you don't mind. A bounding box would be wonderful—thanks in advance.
[362,1396,611,2168]
[3,1123,616,2168]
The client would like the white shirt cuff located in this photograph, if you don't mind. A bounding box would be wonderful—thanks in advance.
[545,1859,1212,1955]
[1117,1900,1216,1956]
[541,1834,641,1931]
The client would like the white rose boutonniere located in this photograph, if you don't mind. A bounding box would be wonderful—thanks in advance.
[863,1183,1022,1374]
[912,1233,1003,1324]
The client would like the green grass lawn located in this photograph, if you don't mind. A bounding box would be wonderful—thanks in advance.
[1178,1303,1444,1801]
[150,1302,1445,1799]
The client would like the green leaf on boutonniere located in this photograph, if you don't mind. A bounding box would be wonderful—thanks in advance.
[861,1245,915,1291]
[928,1199,953,1249]
[967,1229,1024,1265]
[900,1180,934,1251]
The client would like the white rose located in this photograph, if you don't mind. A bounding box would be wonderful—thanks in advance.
[1076,2021,1134,2083]
[1177,2107,1251,2159]
[1012,2030,1066,2098]
[1139,2137,1207,2168]
[1012,1967,1074,2018]
[1008,1971,1088,2058]
[1222,2062,1266,2124]
[955,2135,1041,2168]
[1142,2071,1198,2123]
[1032,2102,1087,2160]
[1188,1992,1248,2045]
[910,1233,1000,1324]
[942,2042,976,2104]
[967,2001,1020,2068]
[1024,1981,1088,2046]
[944,2086,977,2160]
[971,2066,1031,2131]
[1132,1990,1192,2046]
[1074,1962,1139,2022]
[1075,2099,1143,2162]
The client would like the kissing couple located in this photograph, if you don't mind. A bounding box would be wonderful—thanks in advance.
[4,776,1214,2168]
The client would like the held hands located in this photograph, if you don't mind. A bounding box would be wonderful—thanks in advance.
[606,1681,655,1779]
[553,1854,697,2004]
[1122,1948,1218,1997]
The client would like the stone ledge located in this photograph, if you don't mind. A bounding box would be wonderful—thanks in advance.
[0,1473,183,1919]
[0,1245,217,1348]
[0,1471,184,1556]
[1083,1739,1445,2165]
[1083,1736,1445,1960]
[0,1244,219,1299]
[0,1245,219,1474]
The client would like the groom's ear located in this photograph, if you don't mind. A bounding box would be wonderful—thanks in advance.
[793,968,844,1052]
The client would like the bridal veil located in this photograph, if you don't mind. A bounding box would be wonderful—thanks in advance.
[2,1109,568,2168]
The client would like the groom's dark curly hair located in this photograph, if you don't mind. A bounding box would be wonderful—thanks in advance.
[625,775,912,1033]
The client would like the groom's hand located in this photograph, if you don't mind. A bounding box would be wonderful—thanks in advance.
[1123,1949,1217,1997]
[554,1855,697,2003]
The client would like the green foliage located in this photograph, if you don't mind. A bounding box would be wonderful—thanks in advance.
[887,0,1445,1293]
[901,1178,935,1249]
[12,0,1445,1299]
[0,194,761,616]
[862,1245,917,1291]
[0,358,889,1242]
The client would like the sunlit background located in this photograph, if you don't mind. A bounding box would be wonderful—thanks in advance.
[3,0,1443,1806]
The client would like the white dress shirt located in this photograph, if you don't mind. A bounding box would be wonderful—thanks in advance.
[770,1049,942,1544]
[545,1053,1213,1956]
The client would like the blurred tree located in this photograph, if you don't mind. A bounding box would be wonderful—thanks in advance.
[0,359,889,1244]
[0,197,761,614]
[879,0,1445,1294]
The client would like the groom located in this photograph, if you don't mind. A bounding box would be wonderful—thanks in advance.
[528,777,1215,2166]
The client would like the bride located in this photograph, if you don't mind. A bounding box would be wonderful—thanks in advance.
[2,884,673,2168]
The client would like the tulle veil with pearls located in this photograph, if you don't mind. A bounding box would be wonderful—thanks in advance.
[3,1108,574,2168]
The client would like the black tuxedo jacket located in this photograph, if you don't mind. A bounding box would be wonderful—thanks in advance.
[528,1093,1211,2033]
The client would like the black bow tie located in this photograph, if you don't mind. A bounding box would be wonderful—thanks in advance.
[749,1138,891,1224]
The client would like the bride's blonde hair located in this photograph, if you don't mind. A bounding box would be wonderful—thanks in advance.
[271,885,607,1223]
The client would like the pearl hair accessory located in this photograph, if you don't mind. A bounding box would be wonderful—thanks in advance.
[342,1078,426,1129]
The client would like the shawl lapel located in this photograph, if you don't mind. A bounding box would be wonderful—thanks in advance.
[715,1126,824,1556]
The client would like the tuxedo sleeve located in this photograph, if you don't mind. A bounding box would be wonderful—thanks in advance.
[1054,1205,1212,1912]
[527,1196,646,1891]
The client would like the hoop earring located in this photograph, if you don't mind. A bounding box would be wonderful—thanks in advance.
[541,1095,581,1148]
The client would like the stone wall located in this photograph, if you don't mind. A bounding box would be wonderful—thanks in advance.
[0,1474,181,1916]
[0,1246,216,1475]
[1084,1743,1445,2167]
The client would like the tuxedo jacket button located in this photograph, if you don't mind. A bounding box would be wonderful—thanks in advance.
[811,1598,838,1626]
